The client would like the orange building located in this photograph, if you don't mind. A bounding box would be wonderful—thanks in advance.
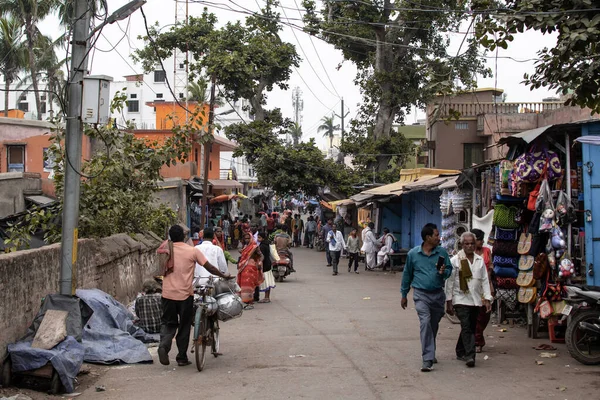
[137,101,240,192]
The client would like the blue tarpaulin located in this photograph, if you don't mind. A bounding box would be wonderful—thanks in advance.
[75,289,154,365]
[8,337,84,393]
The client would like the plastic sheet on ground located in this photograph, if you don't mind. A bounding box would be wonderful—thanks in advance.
[8,336,84,393]
[75,289,154,365]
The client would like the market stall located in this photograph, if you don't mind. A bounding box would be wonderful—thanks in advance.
[468,123,590,339]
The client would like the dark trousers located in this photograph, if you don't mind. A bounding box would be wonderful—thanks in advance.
[475,306,491,347]
[307,232,315,248]
[254,286,260,302]
[413,288,446,362]
[454,305,480,360]
[331,250,341,273]
[325,248,332,265]
[348,252,359,271]
[160,296,194,363]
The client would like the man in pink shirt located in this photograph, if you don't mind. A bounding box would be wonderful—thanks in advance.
[158,225,232,367]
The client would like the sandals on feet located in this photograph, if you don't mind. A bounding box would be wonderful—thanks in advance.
[258,299,271,303]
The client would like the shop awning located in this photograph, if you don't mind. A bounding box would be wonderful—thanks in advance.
[497,125,553,146]
[209,194,238,204]
[575,136,600,146]
[403,175,459,192]
[208,179,243,190]
[320,200,333,210]
[330,198,355,212]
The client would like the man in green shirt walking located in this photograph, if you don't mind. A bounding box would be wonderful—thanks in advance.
[401,223,452,372]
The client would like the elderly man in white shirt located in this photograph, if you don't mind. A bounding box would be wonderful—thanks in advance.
[445,231,492,368]
[361,222,379,271]
[194,227,228,287]
[326,224,346,276]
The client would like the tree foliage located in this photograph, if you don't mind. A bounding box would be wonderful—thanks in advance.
[225,110,354,196]
[318,114,339,148]
[134,0,299,121]
[474,0,600,113]
[288,122,303,146]
[5,93,205,251]
[302,0,489,171]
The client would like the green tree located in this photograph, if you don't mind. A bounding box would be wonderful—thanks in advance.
[318,114,339,148]
[0,0,61,120]
[289,121,303,145]
[302,0,488,170]
[474,0,600,113]
[225,109,354,196]
[5,92,207,250]
[0,16,27,116]
[135,0,299,122]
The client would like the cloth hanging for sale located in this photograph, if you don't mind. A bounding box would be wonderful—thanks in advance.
[472,210,494,245]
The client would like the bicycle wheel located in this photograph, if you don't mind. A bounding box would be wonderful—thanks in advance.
[194,308,208,372]
[212,319,220,358]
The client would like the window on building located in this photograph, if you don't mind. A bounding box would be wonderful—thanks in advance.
[156,93,163,99]
[130,93,137,99]
[18,102,28,112]
[179,92,184,99]
[127,100,139,112]
[40,102,46,114]
[40,95,47,101]
[154,70,166,82]
[179,63,184,69]
[455,122,469,130]
[19,93,27,101]
[464,143,484,168]
[7,145,25,172]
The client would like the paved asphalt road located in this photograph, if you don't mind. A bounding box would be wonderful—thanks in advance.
[5,246,600,399]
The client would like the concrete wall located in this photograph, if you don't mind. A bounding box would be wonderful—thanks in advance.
[0,232,162,360]
[0,172,42,218]
[155,178,188,223]
[430,119,487,170]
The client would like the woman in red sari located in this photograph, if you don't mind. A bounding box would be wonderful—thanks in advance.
[237,232,263,309]
[212,227,226,251]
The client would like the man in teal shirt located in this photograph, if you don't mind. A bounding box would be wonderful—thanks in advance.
[401,223,452,372]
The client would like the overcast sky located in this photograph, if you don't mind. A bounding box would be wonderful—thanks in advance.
[40,0,558,149]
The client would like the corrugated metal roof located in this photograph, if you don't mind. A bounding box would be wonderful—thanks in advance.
[24,195,56,206]
[403,175,459,192]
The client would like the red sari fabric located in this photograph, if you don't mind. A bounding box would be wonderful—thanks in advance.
[237,239,263,303]
[212,236,226,251]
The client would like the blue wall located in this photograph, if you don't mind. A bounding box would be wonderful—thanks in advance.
[379,191,443,250]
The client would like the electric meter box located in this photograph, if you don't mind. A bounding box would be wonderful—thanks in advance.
[82,75,113,125]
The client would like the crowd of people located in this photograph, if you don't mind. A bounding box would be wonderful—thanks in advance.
[142,206,494,373]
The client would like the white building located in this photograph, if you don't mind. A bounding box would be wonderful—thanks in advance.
[0,80,57,121]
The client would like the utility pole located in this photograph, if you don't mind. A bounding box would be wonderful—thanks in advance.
[60,0,91,296]
[334,97,350,161]
[201,75,217,228]
[291,86,303,145]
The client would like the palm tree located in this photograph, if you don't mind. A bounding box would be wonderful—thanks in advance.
[0,0,61,120]
[318,114,339,148]
[0,16,27,116]
[188,79,224,106]
[289,122,302,145]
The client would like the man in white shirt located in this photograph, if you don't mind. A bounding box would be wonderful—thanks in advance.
[326,224,346,276]
[445,232,492,368]
[361,222,379,271]
[194,227,228,286]
[376,227,395,268]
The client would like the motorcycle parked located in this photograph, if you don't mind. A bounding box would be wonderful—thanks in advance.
[272,251,293,282]
[564,285,600,365]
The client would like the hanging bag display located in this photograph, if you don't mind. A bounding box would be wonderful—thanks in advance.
[518,255,535,271]
[514,146,562,182]
[527,182,542,211]
[493,204,520,229]
[533,253,548,280]
[517,270,535,287]
[493,240,519,257]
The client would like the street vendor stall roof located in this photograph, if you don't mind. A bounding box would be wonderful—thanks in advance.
[402,175,459,192]
[208,179,243,189]
[497,125,554,146]
[356,168,460,197]
[330,198,355,212]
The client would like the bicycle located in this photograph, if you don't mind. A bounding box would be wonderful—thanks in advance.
[193,278,220,372]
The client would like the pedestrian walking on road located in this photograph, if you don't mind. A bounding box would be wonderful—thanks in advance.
[326,224,346,276]
[346,228,361,274]
[157,225,231,367]
[471,228,494,354]
[237,232,264,309]
[445,232,493,368]
[257,231,275,303]
[305,216,317,249]
[322,219,334,267]
[361,222,379,270]
[376,227,395,268]
[400,223,452,372]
